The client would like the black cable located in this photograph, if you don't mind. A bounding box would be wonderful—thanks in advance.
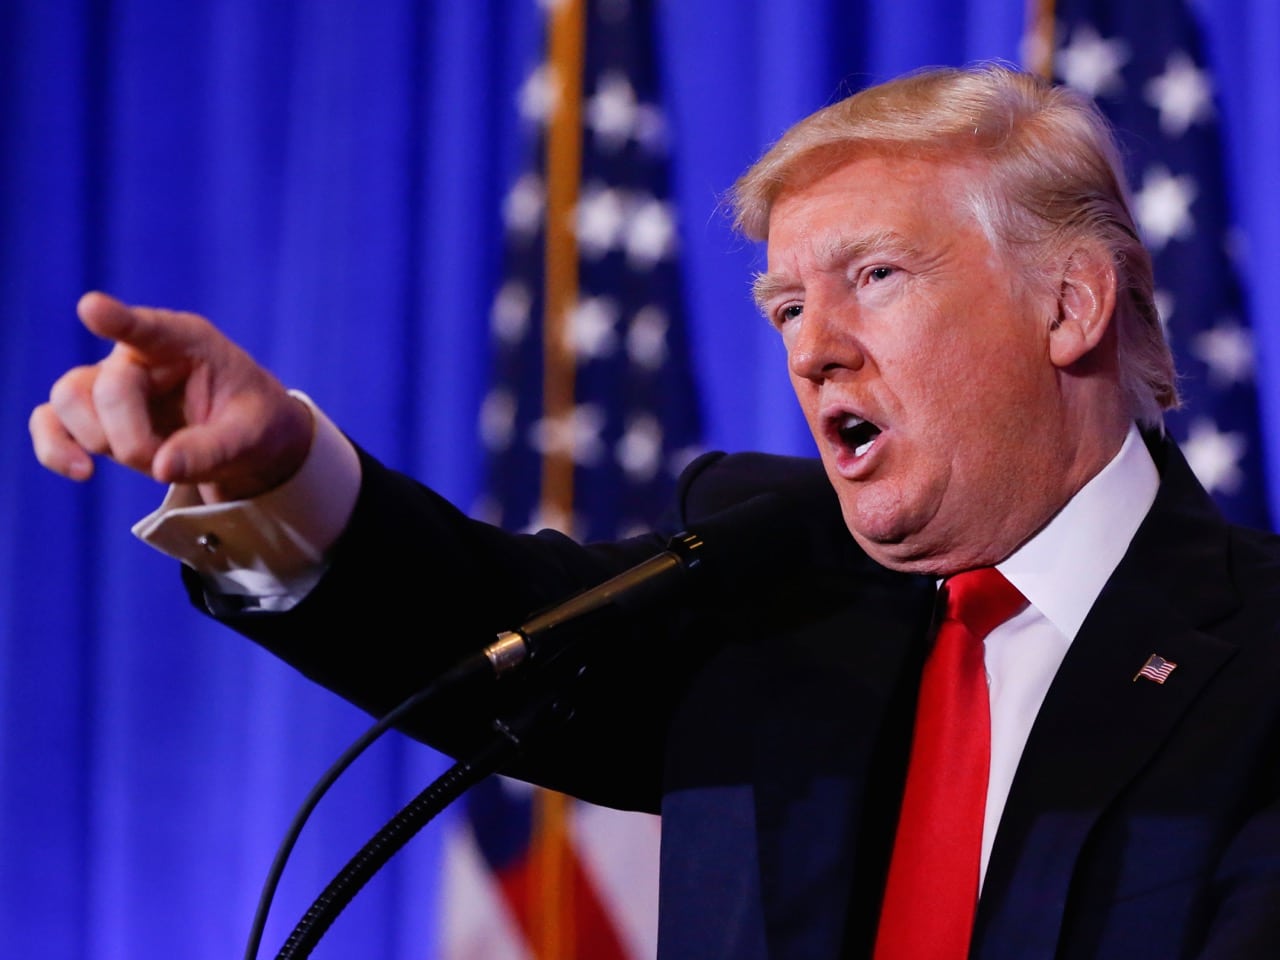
[273,692,574,959]
[242,652,491,960]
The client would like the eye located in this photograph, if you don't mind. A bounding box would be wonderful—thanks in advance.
[865,265,895,283]
[773,303,803,327]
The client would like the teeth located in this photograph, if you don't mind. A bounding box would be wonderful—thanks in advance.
[833,412,881,458]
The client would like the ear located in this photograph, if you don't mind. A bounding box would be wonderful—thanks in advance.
[1047,245,1117,369]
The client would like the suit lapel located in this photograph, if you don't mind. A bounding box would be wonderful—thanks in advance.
[973,441,1241,959]
[752,557,935,958]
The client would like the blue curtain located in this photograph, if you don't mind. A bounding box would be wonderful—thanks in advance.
[1,1,1275,957]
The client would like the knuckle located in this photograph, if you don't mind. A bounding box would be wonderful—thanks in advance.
[49,366,95,411]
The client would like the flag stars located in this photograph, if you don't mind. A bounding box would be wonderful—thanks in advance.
[1057,25,1130,98]
[575,188,675,267]
[587,72,641,152]
[566,296,620,360]
[576,185,627,259]
[530,404,607,465]
[491,281,533,344]
[1135,165,1197,250]
[518,63,560,125]
[1192,319,1255,386]
[1182,417,1247,494]
[632,104,668,153]
[504,173,545,237]
[1145,51,1214,137]
[625,200,676,269]
[627,306,669,370]
[617,414,664,481]
[479,388,518,452]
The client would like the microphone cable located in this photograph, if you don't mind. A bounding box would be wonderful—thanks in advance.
[272,689,574,960]
[241,650,491,960]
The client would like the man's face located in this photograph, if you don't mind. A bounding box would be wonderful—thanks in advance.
[758,152,1077,574]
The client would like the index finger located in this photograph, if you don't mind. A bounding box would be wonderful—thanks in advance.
[77,291,214,362]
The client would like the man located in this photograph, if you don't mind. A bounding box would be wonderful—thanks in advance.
[30,65,1280,958]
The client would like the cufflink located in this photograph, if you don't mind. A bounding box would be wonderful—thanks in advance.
[196,532,221,554]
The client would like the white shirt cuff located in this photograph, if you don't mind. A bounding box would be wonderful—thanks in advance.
[132,393,362,611]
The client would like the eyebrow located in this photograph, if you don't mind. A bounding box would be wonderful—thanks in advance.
[751,229,923,312]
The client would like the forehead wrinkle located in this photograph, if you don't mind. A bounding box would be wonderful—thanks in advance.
[812,229,923,269]
[752,227,925,311]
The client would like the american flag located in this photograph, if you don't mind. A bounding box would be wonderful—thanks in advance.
[444,0,700,956]
[1037,0,1271,528]
[1134,653,1178,684]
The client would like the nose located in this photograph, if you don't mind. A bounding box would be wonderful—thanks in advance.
[786,297,865,383]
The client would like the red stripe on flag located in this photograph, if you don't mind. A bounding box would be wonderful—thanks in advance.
[494,843,631,959]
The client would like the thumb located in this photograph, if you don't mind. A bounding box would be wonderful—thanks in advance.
[151,393,314,501]
[151,422,237,486]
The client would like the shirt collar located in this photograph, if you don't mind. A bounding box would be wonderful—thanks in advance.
[997,424,1159,641]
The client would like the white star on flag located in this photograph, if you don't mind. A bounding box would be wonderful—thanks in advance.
[529,403,607,466]
[616,414,664,481]
[491,281,533,344]
[1058,24,1130,97]
[1144,51,1214,137]
[478,388,518,452]
[575,185,627,258]
[1134,165,1197,250]
[631,103,668,153]
[565,296,621,360]
[625,198,676,269]
[587,71,640,152]
[1181,417,1247,494]
[1192,319,1254,386]
[627,306,669,370]
[503,173,545,237]
[517,62,560,125]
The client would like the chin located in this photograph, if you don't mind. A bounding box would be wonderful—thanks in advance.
[842,508,917,569]
[838,498,958,575]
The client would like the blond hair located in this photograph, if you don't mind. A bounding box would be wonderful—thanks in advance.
[732,65,1177,426]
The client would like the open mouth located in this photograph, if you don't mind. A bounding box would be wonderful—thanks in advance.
[835,414,882,457]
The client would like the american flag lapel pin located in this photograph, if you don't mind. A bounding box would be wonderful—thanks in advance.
[1134,654,1178,684]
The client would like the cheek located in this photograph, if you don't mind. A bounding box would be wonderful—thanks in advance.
[789,374,822,427]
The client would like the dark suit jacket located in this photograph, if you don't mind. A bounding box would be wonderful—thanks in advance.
[200,435,1280,959]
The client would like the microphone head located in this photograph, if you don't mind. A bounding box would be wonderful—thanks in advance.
[667,492,826,594]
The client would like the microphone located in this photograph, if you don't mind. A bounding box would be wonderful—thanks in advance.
[481,493,798,677]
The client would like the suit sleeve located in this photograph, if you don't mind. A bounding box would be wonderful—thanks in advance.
[182,447,751,811]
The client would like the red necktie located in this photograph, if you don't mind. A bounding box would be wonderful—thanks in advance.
[873,567,1028,960]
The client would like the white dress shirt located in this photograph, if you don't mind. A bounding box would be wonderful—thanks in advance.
[133,394,362,611]
[982,424,1159,886]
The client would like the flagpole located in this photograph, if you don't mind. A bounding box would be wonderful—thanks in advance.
[542,0,586,528]
[1026,0,1056,77]
[534,0,587,957]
